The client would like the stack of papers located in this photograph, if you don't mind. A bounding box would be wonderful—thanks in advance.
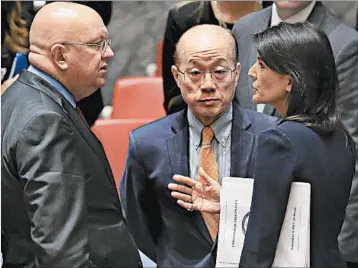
[216,177,310,268]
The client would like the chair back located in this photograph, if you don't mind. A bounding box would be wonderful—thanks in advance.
[111,76,166,120]
[91,119,152,194]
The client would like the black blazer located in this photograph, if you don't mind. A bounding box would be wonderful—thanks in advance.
[120,104,276,267]
[1,71,141,268]
[240,120,356,268]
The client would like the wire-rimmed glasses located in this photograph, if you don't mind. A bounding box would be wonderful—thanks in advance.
[176,66,236,83]
[59,38,112,56]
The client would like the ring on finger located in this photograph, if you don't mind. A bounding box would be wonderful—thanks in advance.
[187,203,194,211]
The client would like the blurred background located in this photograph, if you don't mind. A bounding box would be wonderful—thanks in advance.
[3,1,357,106]
[2,1,358,106]
[103,1,174,105]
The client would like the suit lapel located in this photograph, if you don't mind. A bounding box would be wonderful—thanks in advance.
[230,105,255,178]
[166,110,189,177]
[21,71,118,193]
[167,110,214,244]
[212,105,256,252]
[307,2,327,29]
[62,100,118,192]
[307,2,337,38]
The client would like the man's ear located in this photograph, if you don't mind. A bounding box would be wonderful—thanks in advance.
[50,44,68,71]
[234,62,241,85]
[171,65,181,87]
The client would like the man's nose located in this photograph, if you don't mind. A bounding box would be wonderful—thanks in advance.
[201,72,216,90]
[103,46,114,59]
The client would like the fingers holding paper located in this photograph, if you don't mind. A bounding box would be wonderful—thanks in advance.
[168,168,221,214]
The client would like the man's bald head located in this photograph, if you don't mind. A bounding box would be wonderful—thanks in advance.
[174,24,238,65]
[28,2,113,101]
[30,2,104,48]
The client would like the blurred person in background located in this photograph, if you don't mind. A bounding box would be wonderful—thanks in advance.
[162,1,262,115]
[1,1,29,84]
[1,2,141,267]
[232,2,358,267]
[1,1,112,126]
[322,1,357,30]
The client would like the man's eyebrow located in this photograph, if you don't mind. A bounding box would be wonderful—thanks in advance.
[187,59,200,64]
[186,58,229,65]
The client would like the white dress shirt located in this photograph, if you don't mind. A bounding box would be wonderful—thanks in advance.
[271,1,317,27]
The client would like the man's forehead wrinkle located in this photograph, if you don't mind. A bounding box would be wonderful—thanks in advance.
[186,57,229,64]
[184,49,230,64]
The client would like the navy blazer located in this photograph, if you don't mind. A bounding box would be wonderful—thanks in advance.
[120,104,276,267]
[240,120,356,268]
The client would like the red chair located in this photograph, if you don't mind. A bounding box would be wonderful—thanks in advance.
[111,76,166,120]
[91,119,152,195]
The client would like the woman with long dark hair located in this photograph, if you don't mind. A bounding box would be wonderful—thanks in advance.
[168,22,356,267]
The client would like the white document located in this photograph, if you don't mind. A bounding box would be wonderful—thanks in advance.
[216,177,310,268]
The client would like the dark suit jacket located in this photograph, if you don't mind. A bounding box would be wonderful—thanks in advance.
[240,120,356,268]
[233,2,358,261]
[1,71,141,268]
[120,104,276,267]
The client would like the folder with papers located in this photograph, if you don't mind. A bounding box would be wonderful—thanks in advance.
[216,177,311,268]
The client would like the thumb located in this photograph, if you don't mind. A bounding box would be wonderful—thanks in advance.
[198,167,217,186]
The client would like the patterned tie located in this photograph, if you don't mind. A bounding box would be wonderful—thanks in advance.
[198,127,220,241]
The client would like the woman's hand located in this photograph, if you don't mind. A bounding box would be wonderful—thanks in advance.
[168,167,221,214]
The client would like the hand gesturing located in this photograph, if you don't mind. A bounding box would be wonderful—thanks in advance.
[168,167,221,214]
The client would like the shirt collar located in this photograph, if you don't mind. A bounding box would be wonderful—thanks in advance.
[27,65,76,108]
[187,103,233,148]
[271,1,316,27]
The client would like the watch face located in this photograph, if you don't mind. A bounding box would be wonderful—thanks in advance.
[242,211,250,235]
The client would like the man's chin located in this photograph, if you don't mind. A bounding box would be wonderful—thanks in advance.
[275,1,310,11]
[96,80,106,89]
[199,107,224,118]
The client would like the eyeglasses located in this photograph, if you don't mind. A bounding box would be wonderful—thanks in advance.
[60,38,112,56]
[176,66,236,83]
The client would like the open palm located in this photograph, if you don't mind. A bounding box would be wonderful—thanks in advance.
[168,167,221,214]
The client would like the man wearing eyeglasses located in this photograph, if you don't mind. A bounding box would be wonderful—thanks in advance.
[120,24,276,268]
[1,2,142,267]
